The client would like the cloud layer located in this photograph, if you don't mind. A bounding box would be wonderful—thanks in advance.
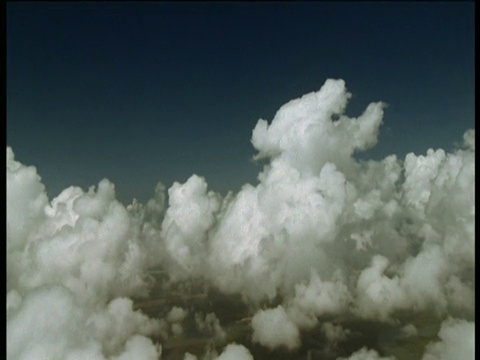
[7,79,474,359]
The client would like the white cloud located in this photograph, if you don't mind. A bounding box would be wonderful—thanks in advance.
[251,305,301,350]
[422,318,474,360]
[338,347,395,360]
[214,343,254,360]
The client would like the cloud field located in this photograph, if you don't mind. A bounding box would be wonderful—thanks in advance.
[7,79,474,359]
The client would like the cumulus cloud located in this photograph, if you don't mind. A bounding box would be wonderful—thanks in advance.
[422,318,475,360]
[251,305,301,350]
[338,347,395,360]
[287,270,352,328]
[7,78,474,359]
[7,149,163,359]
[166,306,188,323]
[8,176,155,304]
[321,322,351,344]
[6,286,162,360]
[183,353,198,360]
[166,306,188,336]
[161,175,221,278]
[214,343,254,360]
[400,324,417,338]
[195,312,227,341]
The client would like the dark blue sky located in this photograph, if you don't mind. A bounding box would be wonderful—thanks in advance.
[7,2,474,204]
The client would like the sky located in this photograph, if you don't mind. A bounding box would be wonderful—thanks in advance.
[6,1,474,205]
